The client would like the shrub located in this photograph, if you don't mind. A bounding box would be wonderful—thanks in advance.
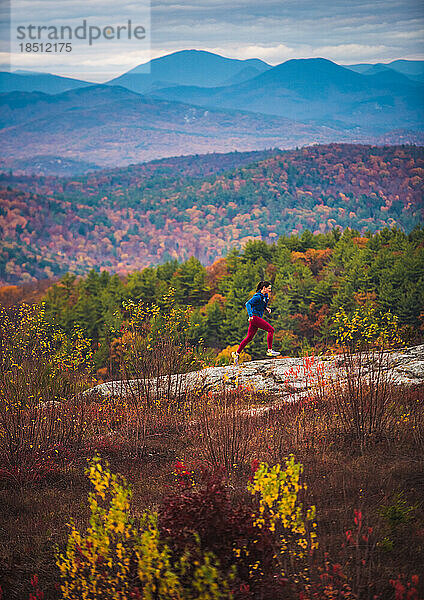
[56,456,236,600]
[115,288,207,405]
[247,456,318,581]
[389,574,421,600]
[318,304,407,451]
[378,492,417,555]
[193,386,261,474]
[160,457,318,599]
[0,303,94,484]
[332,304,404,352]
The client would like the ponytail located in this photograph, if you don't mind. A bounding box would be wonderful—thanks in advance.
[256,280,271,292]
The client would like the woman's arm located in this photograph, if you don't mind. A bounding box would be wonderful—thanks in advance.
[245,296,254,317]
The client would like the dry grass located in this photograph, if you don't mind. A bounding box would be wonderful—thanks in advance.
[188,386,267,473]
[0,375,423,598]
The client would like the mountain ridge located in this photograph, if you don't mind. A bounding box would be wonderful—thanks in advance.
[149,57,423,130]
[0,84,378,169]
[2,52,422,95]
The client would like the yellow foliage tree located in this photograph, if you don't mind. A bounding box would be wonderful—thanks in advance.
[215,344,251,366]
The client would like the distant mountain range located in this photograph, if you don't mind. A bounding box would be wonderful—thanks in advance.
[2,51,423,95]
[149,57,423,132]
[348,59,424,82]
[0,51,272,95]
[0,51,423,173]
[0,84,359,170]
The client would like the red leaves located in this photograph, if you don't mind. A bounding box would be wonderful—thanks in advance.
[29,574,44,600]
[290,248,333,275]
[248,459,260,482]
[389,574,421,600]
[353,509,362,526]
[159,463,286,599]
[174,461,194,488]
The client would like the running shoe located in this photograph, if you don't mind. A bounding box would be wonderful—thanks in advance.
[266,349,281,357]
[232,351,240,365]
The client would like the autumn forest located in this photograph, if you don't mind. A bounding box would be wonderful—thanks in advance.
[0,143,423,285]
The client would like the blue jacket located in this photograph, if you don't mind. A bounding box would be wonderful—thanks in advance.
[245,291,269,318]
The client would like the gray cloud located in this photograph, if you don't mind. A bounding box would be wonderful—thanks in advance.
[148,0,424,63]
[1,0,423,81]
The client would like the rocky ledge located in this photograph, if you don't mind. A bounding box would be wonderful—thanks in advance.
[87,344,424,402]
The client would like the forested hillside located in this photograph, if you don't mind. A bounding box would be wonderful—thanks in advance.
[36,226,424,372]
[1,144,423,285]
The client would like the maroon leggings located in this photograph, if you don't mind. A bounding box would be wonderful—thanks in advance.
[237,315,274,353]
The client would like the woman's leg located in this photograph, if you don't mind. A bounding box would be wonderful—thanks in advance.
[237,320,258,353]
[251,315,274,349]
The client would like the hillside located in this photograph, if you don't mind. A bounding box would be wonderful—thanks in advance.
[0,143,423,285]
[0,70,93,95]
[0,148,278,179]
[0,84,359,170]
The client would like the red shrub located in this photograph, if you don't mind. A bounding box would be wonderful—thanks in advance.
[158,464,294,600]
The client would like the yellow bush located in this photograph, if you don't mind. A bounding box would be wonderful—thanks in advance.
[0,302,94,376]
[0,303,95,474]
[332,304,404,351]
[247,456,318,576]
[56,456,235,600]
[116,288,206,379]
[215,345,251,366]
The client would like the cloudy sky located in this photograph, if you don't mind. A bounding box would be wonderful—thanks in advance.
[2,0,423,81]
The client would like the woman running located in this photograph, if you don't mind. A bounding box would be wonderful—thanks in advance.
[232,280,281,365]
